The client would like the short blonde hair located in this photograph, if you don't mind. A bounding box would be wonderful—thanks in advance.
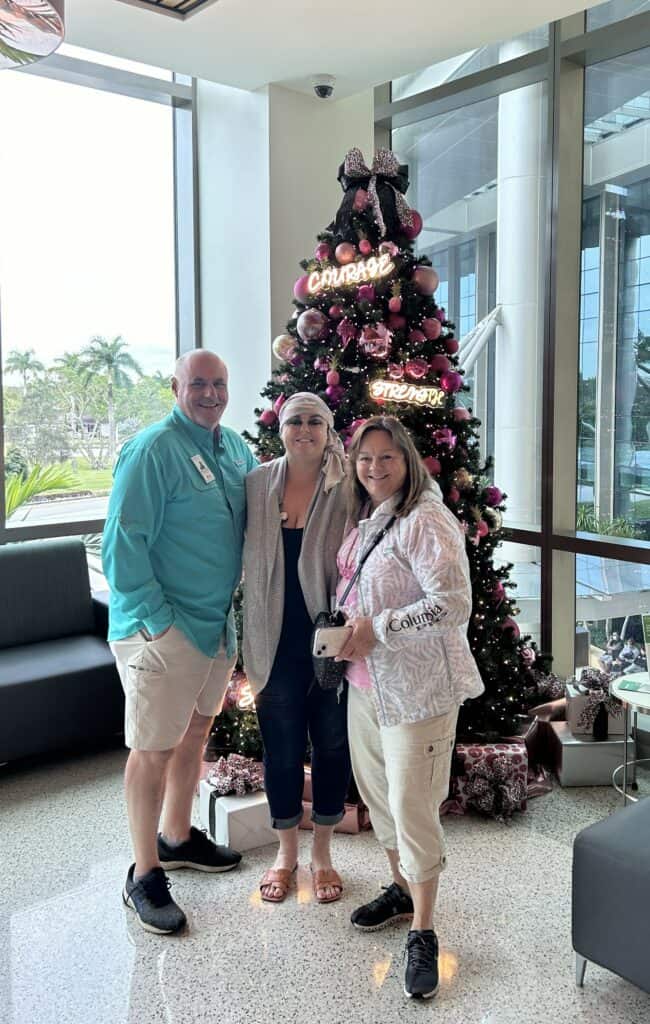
[345,416,431,522]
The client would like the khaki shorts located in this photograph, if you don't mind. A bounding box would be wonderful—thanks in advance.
[348,684,458,884]
[110,625,236,752]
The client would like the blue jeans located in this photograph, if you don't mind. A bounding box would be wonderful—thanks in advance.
[255,653,351,829]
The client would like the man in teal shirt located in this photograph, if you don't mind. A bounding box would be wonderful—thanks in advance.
[102,349,257,935]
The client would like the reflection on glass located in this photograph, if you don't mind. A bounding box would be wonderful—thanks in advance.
[579,50,650,541]
[587,0,650,31]
[0,64,177,529]
[493,543,541,647]
[393,81,547,530]
[575,554,650,674]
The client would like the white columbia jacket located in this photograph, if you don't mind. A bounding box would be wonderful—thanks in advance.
[353,486,484,727]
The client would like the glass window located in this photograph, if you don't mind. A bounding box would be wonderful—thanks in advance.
[587,1,650,31]
[578,50,650,541]
[393,79,548,530]
[392,25,549,102]
[0,64,177,532]
[575,553,650,674]
[494,543,542,647]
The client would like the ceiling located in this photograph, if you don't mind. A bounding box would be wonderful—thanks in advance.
[67,0,608,99]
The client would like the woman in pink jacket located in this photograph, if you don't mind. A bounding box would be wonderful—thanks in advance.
[335,415,483,1001]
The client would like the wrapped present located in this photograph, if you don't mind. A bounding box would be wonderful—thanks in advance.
[549,722,634,787]
[300,766,371,834]
[199,779,276,852]
[444,741,528,822]
[566,675,624,737]
[205,753,265,796]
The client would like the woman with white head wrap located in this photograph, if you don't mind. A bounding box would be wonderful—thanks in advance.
[242,392,350,905]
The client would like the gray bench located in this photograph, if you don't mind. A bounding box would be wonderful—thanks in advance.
[0,537,123,763]
[573,797,650,995]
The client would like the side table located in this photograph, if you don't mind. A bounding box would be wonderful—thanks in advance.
[611,673,650,804]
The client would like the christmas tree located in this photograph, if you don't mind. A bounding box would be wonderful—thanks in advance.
[240,147,556,741]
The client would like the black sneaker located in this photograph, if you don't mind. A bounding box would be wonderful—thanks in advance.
[404,929,439,999]
[350,882,414,931]
[157,827,242,872]
[122,864,187,935]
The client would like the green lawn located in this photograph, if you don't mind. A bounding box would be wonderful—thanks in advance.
[48,465,113,495]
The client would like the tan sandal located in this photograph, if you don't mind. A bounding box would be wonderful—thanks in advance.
[311,866,343,904]
[259,866,296,903]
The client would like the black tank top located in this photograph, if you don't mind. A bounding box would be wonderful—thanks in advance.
[276,527,313,654]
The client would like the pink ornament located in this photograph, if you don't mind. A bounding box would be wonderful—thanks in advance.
[422,317,442,341]
[445,337,459,355]
[408,329,426,347]
[387,313,407,331]
[353,188,369,212]
[272,334,297,361]
[357,284,376,303]
[402,209,423,240]
[424,455,441,476]
[501,617,521,640]
[440,370,463,394]
[359,239,373,256]
[325,384,344,404]
[290,353,304,367]
[297,308,329,342]
[379,241,399,257]
[491,582,506,605]
[477,520,489,538]
[335,242,356,265]
[273,394,286,416]
[412,266,440,296]
[433,427,456,449]
[349,418,367,436]
[326,369,340,387]
[453,405,471,422]
[485,485,504,507]
[315,242,331,261]
[293,275,311,302]
[405,358,429,380]
[448,486,460,503]
[388,362,404,380]
[430,354,451,374]
[259,409,277,427]
[521,646,536,666]
[313,356,331,372]
[336,317,358,347]
[436,308,446,323]
[359,322,392,360]
[388,296,402,313]
[329,304,344,319]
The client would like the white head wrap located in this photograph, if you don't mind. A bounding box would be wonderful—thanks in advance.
[278,392,345,492]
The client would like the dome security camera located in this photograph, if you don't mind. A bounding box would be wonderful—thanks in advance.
[312,74,335,99]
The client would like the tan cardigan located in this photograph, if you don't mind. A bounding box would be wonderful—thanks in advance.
[241,457,348,694]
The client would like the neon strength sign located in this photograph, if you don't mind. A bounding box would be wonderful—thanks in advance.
[307,253,395,295]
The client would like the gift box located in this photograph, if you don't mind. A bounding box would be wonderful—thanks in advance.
[199,779,277,852]
[299,766,371,834]
[565,681,625,736]
[549,721,634,787]
[444,741,528,820]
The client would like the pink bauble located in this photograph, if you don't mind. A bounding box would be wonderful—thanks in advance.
[448,486,460,503]
[485,485,504,507]
[405,358,429,380]
[436,308,446,322]
[329,304,344,319]
[272,334,297,361]
[335,242,356,265]
[388,362,404,380]
[430,354,451,374]
[353,188,369,212]
[379,240,399,257]
[501,617,521,640]
[357,284,376,303]
[402,209,423,240]
[422,317,442,341]
[424,455,441,476]
[315,242,331,261]
[358,239,373,256]
[445,337,459,354]
[521,646,536,666]
[388,296,402,313]
[477,520,489,538]
[491,582,506,605]
[313,356,331,372]
[387,313,407,331]
[259,409,277,427]
[349,418,367,435]
[297,308,329,342]
[293,275,311,302]
[412,266,440,296]
[326,369,340,387]
[440,370,463,393]
[325,384,344,404]
[273,394,286,416]
[453,405,471,422]
[290,353,304,367]
[408,329,426,347]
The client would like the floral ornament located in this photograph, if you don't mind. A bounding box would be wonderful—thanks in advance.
[433,427,456,449]
[206,754,265,797]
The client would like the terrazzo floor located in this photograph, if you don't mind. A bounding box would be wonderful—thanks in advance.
[0,747,648,1024]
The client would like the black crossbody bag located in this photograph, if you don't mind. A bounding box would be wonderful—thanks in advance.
[312,515,397,690]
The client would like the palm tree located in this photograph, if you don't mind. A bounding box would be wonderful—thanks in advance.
[80,336,142,464]
[5,464,78,519]
[4,348,45,392]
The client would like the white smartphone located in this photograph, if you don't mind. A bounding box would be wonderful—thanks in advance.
[312,626,351,658]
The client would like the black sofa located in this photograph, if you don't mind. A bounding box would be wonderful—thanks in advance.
[0,537,124,764]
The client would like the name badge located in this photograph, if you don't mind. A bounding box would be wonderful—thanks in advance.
[191,454,215,483]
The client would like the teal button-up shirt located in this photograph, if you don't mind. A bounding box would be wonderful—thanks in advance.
[102,405,257,658]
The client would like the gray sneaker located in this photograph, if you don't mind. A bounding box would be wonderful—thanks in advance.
[122,864,187,935]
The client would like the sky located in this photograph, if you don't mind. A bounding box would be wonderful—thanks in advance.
[0,55,176,384]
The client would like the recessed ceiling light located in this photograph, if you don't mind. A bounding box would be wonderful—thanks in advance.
[115,0,220,19]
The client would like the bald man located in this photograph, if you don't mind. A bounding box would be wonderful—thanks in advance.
[102,349,257,934]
